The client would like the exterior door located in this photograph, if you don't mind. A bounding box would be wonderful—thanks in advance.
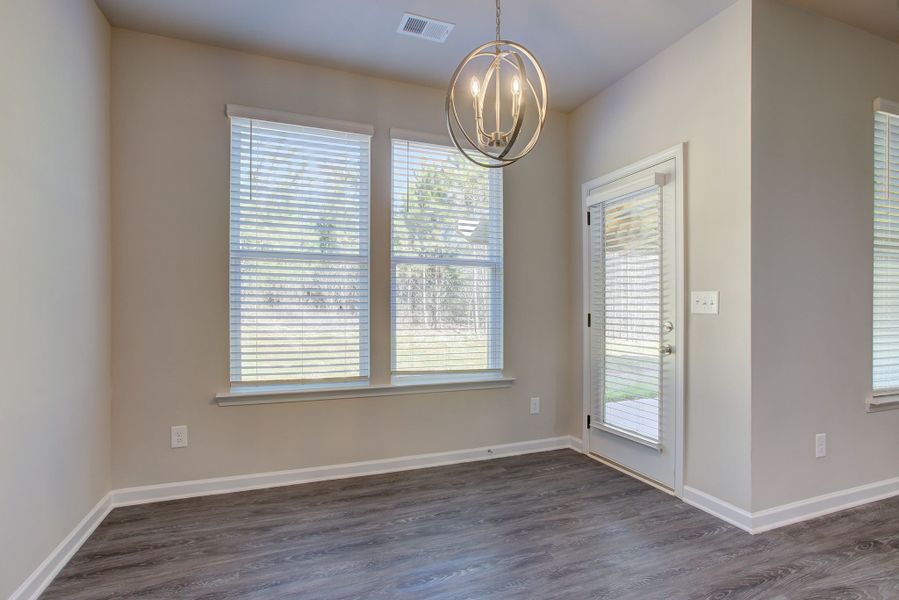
[584,154,681,491]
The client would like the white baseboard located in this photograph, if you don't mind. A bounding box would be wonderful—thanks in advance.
[567,434,585,453]
[11,436,581,599]
[682,486,754,532]
[685,476,899,534]
[111,436,579,506]
[751,475,899,533]
[10,494,113,600]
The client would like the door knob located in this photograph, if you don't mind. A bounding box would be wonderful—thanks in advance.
[660,344,673,356]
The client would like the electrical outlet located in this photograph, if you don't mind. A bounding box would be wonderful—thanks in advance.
[691,291,720,314]
[171,425,188,449]
[815,433,826,458]
[530,397,540,415]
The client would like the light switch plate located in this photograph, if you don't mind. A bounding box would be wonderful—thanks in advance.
[691,291,719,315]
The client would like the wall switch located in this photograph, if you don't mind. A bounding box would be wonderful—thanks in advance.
[529,397,540,415]
[171,425,188,449]
[815,433,826,458]
[691,291,720,315]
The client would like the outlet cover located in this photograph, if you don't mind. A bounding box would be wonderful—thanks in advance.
[815,433,826,458]
[171,425,188,448]
[529,397,540,415]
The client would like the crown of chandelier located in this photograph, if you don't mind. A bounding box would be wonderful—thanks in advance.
[445,0,548,168]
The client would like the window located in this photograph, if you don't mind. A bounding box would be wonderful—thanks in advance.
[873,100,899,396]
[590,181,664,443]
[228,108,371,387]
[391,137,503,379]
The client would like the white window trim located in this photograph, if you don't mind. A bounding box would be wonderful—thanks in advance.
[215,375,515,406]
[868,393,899,413]
[225,104,374,136]
[389,127,451,146]
[874,97,899,118]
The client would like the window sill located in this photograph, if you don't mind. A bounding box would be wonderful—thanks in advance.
[215,375,515,406]
[867,394,899,413]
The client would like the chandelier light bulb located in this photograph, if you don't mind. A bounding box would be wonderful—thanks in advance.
[470,77,481,98]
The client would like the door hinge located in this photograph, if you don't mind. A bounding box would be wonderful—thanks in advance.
[587,313,591,327]
[586,211,591,225]
[587,414,591,428]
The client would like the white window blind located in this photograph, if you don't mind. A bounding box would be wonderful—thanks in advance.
[874,107,899,393]
[591,187,662,442]
[391,138,503,376]
[229,115,370,386]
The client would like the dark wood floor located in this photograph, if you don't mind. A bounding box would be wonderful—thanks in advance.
[42,450,899,599]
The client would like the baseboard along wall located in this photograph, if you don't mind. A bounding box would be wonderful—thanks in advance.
[11,434,899,599]
[683,476,899,534]
[9,495,113,600]
[10,436,579,600]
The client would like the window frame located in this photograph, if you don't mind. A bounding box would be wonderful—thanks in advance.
[870,97,899,411]
[215,119,514,406]
[388,130,505,383]
[226,105,374,391]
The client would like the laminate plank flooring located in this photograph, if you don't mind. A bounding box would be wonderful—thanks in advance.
[41,450,899,599]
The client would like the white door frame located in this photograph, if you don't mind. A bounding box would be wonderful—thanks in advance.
[580,144,685,498]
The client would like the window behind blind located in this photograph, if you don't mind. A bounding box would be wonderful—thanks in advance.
[590,186,662,442]
[229,111,370,386]
[391,137,503,377]
[874,105,899,393]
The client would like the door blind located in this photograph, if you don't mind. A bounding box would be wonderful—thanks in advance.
[391,138,503,376]
[229,116,370,385]
[874,109,899,392]
[591,186,662,442]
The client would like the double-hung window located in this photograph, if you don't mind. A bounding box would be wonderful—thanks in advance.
[391,136,503,380]
[873,99,899,402]
[228,107,371,388]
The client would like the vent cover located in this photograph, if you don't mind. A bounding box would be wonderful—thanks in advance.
[397,13,454,43]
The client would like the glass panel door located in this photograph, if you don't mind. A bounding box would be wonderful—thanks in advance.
[586,157,679,490]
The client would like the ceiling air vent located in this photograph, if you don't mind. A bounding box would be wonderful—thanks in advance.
[397,13,454,43]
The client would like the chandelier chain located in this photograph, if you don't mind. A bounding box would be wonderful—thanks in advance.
[496,0,501,42]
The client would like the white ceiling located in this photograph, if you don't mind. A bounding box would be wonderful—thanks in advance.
[784,0,899,44]
[94,0,740,112]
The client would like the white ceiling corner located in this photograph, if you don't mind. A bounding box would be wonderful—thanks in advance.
[782,0,899,45]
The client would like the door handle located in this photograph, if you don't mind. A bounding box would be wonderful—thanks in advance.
[660,344,673,356]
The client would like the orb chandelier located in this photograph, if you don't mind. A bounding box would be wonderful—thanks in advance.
[445,0,548,168]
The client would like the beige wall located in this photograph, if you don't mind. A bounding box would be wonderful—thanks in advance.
[109,30,570,488]
[750,0,899,510]
[0,1,111,597]
[567,1,753,509]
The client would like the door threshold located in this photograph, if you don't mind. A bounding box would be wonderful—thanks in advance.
[586,452,676,497]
